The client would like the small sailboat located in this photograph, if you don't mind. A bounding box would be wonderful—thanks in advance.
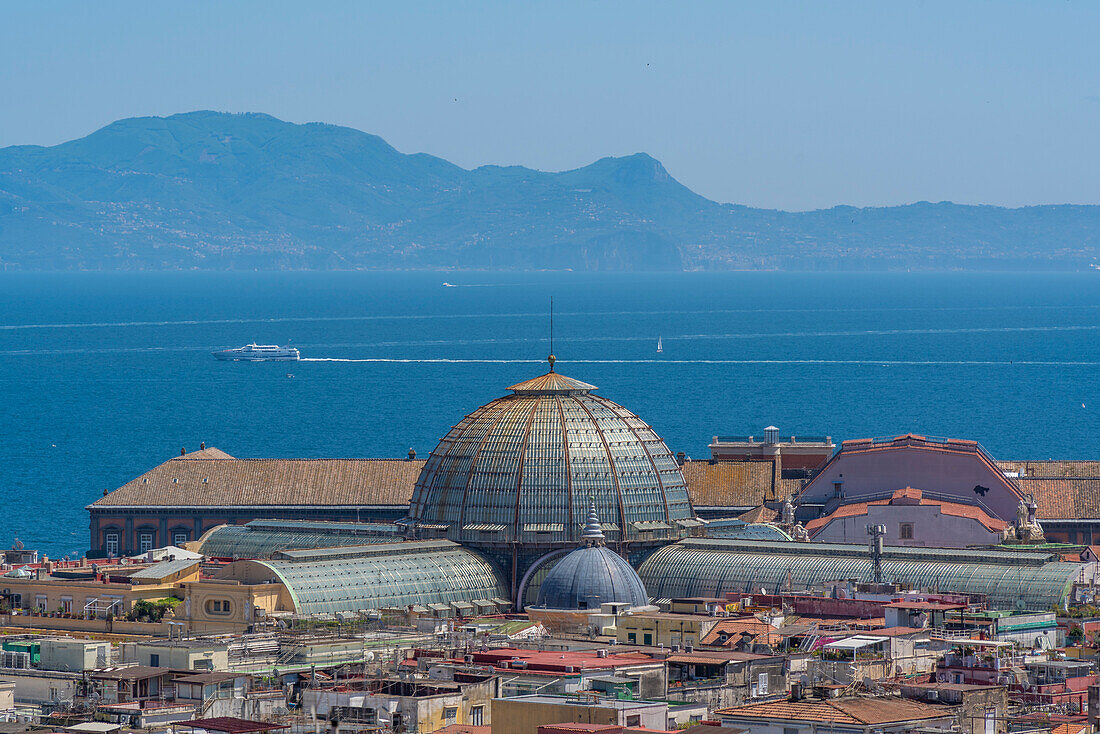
[657,336,663,353]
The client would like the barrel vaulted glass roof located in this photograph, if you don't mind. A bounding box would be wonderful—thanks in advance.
[406,368,695,549]
[638,538,1084,610]
[195,519,400,559]
[220,540,508,615]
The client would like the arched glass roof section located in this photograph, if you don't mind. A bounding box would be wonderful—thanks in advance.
[195,519,400,559]
[638,539,1083,611]
[218,540,508,615]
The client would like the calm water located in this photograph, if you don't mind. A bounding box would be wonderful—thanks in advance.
[1,271,1099,557]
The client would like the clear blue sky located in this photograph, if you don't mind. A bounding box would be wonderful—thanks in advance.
[2,1,1098,210]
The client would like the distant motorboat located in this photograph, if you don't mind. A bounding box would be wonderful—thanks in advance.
[657,336,663,353]
[213,343,300,361]
[442,282,456,287]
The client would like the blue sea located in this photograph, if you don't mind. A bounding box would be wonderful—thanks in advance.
[2,271,1099,558]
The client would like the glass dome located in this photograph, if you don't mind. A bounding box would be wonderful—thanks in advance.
[533,501,648,610]
[405,363,696,552]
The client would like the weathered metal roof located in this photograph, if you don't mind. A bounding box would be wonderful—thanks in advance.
[128,558,201,580]
[638,538,1084,610]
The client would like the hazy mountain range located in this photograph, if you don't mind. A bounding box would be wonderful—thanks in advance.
[1,111,1097,271]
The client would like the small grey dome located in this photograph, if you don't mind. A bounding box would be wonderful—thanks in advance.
[535,501,648,610]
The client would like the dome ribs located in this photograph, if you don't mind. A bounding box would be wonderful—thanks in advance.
[571,396,628,552]
[555,396,575,537]
[591,394,673,528]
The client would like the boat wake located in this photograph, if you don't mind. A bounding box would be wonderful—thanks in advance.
[300,357,1100,366]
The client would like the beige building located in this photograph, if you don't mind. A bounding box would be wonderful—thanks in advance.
[0,562,198,618]
[0,680,14,714]
[491,695,706,734]
[181,579,285,634]
[615,612,720,648]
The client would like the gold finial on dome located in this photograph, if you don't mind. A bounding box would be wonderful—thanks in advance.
[548,354,556,372]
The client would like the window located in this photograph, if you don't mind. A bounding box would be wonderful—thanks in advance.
[627,632,637,643]
[899,523,914,540]
[643,633,653,646]
[784,728,800,734]
[35,595,47,612]
[139,533,154,553]
[758,672,768,695]
[173,531,189,546]
[470,707,484,726]
[149,654,160,667]
[626,716,641,727]
[60,597,72,614]
[444,707,457,722]
[206,599,232,616]
[105,533,119,556]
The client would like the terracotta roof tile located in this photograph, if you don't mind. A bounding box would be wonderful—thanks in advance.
[93,452,424,508]
[682,460,777,507]
[1017,477,1100,519]
[737,505,778,524]
[701,618,784,647]
[805,489,1009,534]
[999,460,1100,478]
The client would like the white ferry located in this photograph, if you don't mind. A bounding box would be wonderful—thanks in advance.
[213,343,300,361]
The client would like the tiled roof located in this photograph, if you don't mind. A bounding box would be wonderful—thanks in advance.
[176,447,235,460]
[682,460,777,507]
[1017,477,1100,519]
[805,487,1008,534]
[737,505,777,523]
[999,460,1100,478]
[667,651,767,665]
[717,696,951,725]
[1050,724,1089,734]
[701,617,784,647]
[92,452,424,508]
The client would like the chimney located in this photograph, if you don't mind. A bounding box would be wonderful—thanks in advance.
[676,451,686,466]
[180,447,186,456]
[764,426,779,445]
[790,682,803,701]
[408,448,417,460]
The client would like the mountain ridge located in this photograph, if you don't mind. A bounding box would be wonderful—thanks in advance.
[1,111,1098,271]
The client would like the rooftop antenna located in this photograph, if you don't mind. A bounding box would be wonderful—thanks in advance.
[548,296,555,373]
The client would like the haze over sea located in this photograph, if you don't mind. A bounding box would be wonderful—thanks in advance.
[3,271,1099,557]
